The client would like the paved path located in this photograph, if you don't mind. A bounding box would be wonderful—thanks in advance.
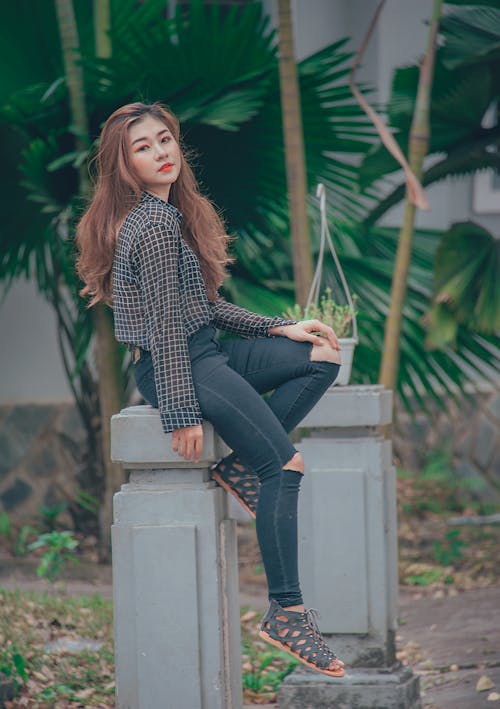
[397,585,500,709]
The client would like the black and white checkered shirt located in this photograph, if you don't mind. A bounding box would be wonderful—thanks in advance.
[112,191,295,433]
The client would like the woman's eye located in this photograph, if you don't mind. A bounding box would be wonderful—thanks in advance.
[137,145,149,152]
[161,136,170,143]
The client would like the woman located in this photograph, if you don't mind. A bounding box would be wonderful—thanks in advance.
[77,102,345,678]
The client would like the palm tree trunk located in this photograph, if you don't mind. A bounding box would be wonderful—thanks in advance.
[55,0,125,561]
[94,0,111,58]
[92,305,124,561]
[93,0,125,561]
[276,0,313,307]
[379,0,443,394]
[54,0,89,190]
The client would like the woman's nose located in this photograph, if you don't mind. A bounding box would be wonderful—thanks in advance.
[154,143,168,159]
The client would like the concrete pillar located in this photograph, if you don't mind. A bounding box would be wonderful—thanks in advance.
[110,405,242,709]
[279,385,421,709]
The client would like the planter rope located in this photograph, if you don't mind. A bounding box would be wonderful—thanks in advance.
[306,183,358,342]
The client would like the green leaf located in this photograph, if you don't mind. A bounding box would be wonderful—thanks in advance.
[0,511,11,538]
[47,151,83,172]
[358,57,493,189]
[430,221,500,334]
[424,303,459,349]
[440,6,500,69]
[12,652,28,681]
[445,0,500,6]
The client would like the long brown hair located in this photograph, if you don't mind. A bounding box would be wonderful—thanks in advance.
[76,102,232,305]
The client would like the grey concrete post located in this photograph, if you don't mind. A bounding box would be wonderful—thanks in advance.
[279,385,421,709]
[110,405,242,709]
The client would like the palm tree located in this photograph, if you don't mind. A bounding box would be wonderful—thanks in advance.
[92,0,126,560]
[54,0,124,560]
[0,0,498,534]
[0,0,373,538]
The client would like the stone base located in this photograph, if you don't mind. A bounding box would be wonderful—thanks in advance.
[111,466,243,709]
[278,663,421,709]
[0,671,14,705]
[320,632,396,668]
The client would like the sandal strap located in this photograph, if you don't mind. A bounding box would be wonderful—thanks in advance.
[261,600,337,670]
[211,455,259,516]
[305,608,323,643]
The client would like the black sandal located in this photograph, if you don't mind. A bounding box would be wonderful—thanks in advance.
[210,456,259,519]
[259,600,345,677]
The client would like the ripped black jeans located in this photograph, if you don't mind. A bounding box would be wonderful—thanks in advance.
[134,325,340,607]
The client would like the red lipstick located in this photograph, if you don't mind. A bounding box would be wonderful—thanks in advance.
[159,162,174,173]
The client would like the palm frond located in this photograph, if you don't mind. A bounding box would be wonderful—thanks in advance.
[440,5,500,69]
[358,56,494,191]
[423,221,500,348]
[335,225,500,406]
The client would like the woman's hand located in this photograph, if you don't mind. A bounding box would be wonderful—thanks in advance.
[269,320,341,351]
[172,424,204,462]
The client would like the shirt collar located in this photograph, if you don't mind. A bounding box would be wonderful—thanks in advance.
[140,191,182,222]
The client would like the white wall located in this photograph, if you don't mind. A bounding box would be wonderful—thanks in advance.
[0,279,73,403]
[0,0,497,404]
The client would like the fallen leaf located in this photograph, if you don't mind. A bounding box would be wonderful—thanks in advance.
[240,610,258,622]
[32,671,48,682]
[40,664,54,680]
[477,675,495,692]
[75,687,95,700]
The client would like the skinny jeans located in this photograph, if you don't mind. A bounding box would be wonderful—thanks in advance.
[134,324,340,607]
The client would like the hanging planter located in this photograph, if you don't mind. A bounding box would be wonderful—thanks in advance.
[285,184,358,385]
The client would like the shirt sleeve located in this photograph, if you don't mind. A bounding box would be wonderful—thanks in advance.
[132,218,203,433]
[210,295,296,338]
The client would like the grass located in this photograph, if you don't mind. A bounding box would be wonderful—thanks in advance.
[0,589,114,708]
[240,608,298,703]
[0,590,297,708]
[397,451,500,590]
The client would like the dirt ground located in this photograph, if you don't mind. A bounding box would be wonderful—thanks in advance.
[1,547,499,708]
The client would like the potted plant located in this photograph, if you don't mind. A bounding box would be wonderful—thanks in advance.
[284,287,358,385]
[284,184,358,385]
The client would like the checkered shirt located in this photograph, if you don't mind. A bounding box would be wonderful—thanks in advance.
[112,191,295,433]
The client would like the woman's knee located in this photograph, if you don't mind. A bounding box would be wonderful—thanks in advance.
[285,451,304,473]
[310,340,342,366]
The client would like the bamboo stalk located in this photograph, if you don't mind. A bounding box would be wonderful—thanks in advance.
[379,0,443,399]
[349,0,429,211]
[276,0,313,307]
